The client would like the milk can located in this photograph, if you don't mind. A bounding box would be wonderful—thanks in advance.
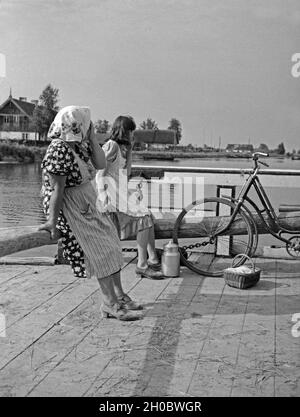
[161,240,180,277]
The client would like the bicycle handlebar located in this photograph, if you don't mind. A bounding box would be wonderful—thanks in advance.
[252,152,269,169]
[252,152,269,159]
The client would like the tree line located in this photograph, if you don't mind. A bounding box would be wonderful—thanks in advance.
[31,84,290,154]
[95,117,182,143]
[32,84,182,143]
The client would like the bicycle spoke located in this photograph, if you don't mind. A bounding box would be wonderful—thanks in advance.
[174,198,253,276]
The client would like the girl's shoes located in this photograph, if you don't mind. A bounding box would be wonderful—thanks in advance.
[136,266,164,280]
[118,294,143,310]
[147,261,161,271]
[100,302,142,321]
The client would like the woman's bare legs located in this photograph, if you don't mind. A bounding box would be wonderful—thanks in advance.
[97,271,127,303]
[112,270,143,310]
[111,270,126,299]
[136,227,162,279]
[97,274,118,306]
[136,228,150,268]
[97,272,143,317]
[147,225,159,264]
[137,226,159,267]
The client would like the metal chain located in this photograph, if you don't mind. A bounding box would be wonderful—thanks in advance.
[122,241,210,252]
[182,241,210,251]
[122,247,138,252]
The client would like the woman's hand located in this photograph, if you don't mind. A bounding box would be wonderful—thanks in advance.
[120,144,129,159]
[40,174,66,240]
[38,221,59,240]
[86,121,97,145]
[87,122,106,170]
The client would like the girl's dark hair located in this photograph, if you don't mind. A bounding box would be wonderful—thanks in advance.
[108,115,136,145]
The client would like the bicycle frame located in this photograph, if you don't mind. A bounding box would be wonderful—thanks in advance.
[220,165,300,245]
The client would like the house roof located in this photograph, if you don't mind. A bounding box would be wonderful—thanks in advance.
[133,129,177,144]
[0,95,36,117]
[12,98,36,116]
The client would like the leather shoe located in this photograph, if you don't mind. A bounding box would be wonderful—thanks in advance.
[100,302,142,320]
[135,266,164,280]
[118,294,143,310]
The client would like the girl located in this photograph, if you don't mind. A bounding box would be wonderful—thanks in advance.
[96,115,163,279]
[38,107,142,320]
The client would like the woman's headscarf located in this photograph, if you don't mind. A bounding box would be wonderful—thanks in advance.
[48,106,91,143]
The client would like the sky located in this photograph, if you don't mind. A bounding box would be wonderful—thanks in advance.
[0,0,299,150]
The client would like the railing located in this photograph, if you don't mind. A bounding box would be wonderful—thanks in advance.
[131,164,300,190]
[132,164,300,176]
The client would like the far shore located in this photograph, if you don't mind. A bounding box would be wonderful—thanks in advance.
[0,140,290,164]
[0,151,289,164]
[133,150,287,162]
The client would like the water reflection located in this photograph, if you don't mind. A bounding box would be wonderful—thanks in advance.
[0,163,46,228]
[0,157,300,229]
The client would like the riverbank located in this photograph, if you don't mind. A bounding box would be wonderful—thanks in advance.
[133,150,285,160]
[0,142,47,163]
[0,141,287,163]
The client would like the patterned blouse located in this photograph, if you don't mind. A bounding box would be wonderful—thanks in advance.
[40,139,93,278]
[41,139,91,188]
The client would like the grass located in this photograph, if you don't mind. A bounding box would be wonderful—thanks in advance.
[0,142,48,163]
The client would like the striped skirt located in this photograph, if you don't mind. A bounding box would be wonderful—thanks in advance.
[62,181,123,279]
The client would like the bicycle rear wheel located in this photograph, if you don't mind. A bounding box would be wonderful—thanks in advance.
[173,197,254,276]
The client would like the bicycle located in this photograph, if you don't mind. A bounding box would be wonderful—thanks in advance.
[173,152,300,276]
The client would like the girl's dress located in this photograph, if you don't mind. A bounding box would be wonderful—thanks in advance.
[96,139,154,240]
[41,139,123,278]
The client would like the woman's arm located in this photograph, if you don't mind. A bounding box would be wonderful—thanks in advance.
[38,174,66,239]
[88,122,106,170]
[101,140,119,176]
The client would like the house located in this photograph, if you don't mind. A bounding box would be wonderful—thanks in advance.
[225,144,235,153]
[226,144,254,154]
[95,129,178,150]
[234,144,254,154]
[132,129,177,150]
[0,90,37,141]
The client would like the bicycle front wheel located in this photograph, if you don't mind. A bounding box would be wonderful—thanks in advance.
[173,197,254,277]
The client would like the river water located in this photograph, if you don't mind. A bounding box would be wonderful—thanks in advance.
[0,156,300,229]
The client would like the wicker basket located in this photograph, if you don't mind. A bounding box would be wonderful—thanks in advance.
[223,254,261,289]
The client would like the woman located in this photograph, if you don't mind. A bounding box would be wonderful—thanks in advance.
[38,106,142,320]
[96,115,163,279]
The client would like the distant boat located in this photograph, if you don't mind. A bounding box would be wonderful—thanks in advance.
[291,154,300,160]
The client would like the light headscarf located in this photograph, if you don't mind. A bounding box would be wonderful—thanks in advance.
[48,106,91,143]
